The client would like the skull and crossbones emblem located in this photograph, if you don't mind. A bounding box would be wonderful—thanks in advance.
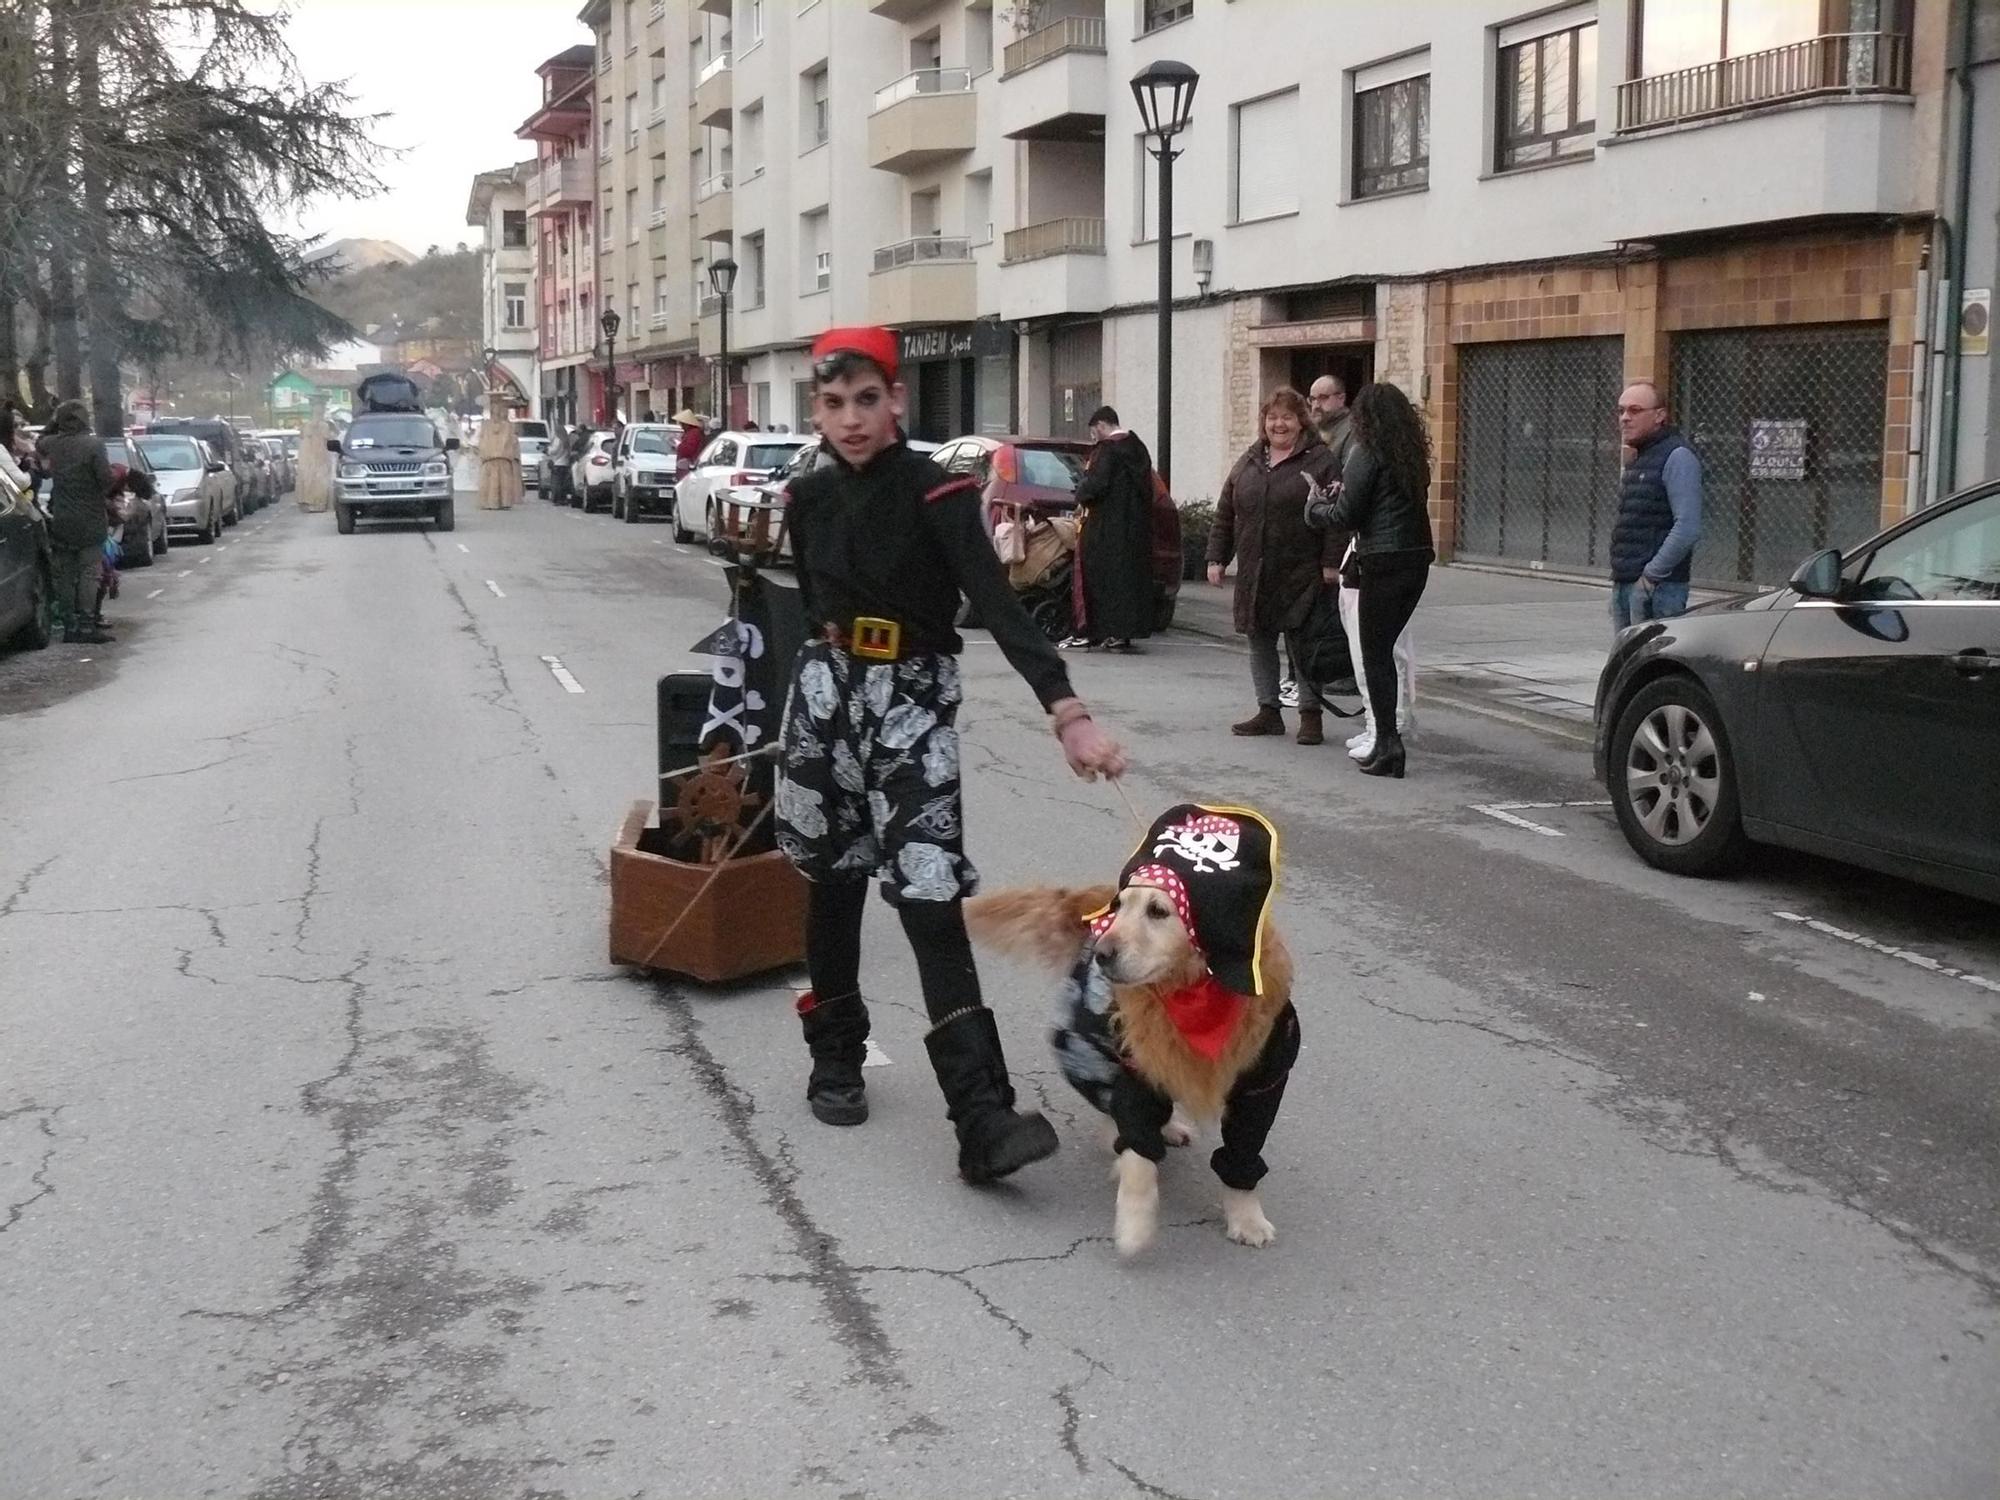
[1152,814,1243,875]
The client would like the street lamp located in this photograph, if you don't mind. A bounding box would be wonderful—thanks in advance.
[708,257,738,426]
[599,307,622,423]
[1131,59,1198,485]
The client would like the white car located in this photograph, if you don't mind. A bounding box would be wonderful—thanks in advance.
[518,434,548,490]
[610,424,682,523]
[710,437,939,561]
[135,432,231,544]
[671,432,810,545]
[572,431,618,512]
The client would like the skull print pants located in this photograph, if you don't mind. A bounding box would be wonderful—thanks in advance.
[776,641,978,906]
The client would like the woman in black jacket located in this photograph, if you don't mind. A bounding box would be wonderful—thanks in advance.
[1305,382,1434,778]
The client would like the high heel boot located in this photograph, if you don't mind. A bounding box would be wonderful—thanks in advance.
[1356,730,1406,778]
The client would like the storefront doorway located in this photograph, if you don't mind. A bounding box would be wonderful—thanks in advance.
[1287,344,1374,403]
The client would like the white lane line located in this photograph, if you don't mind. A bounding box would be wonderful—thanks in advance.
[457,543,471,554]
[540,654,586,694]
[484,579,506,598]
[1481,800,1614,811]
[177,570,192,578]
[1469,804,1566,837]
[1773,911,2000,995]
[145,588,165,600]
[217,544,228,551]
[200,555,213,564]
[862,1038,893,1069]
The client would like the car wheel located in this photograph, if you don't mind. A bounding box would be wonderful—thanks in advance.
[1608,674,1749,877]
[9,562,54,651]
[1152,591,1177,632]
[195,508,216,544]
[612,489,625,520]
[335,501,356,535]
[1027,592,1072,643]
[127,537,154,568]
[624,493,642,523]
[671,503,694,543]
[152,524,168,557]
[434,497,455,532]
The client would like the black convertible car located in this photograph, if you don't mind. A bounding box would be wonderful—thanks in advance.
[1594,481,1999,904]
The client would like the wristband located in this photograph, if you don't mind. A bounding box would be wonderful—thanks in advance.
[1051,702,1092,737]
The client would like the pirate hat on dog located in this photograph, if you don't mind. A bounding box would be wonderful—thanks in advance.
[1114,804,1279,997]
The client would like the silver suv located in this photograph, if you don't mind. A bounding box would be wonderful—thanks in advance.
[329,410,458,534]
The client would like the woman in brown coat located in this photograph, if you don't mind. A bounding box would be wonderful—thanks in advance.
[1205,388,1344,743]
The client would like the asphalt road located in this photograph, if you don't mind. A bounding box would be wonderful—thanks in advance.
[3,494,1996,1500]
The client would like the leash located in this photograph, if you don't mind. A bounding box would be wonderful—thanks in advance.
[1109,776,1149,837]
[631,796,779,972]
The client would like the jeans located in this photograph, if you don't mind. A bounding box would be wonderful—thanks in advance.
[1249,629,1323,710]
[1356,561,1428,743]
[50,544,99,630]
[1609,579,1691,634]
[1339,580,1411,736]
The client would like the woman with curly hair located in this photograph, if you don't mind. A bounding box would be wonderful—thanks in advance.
[1306,382,1434,778]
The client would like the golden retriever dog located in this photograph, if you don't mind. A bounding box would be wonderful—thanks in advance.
[965,880,1298,1256]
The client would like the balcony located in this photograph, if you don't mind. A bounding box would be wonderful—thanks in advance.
[695,53,732,127]
[868,236,976,325]
[697,0,727,14]
[1617,31,1910,132]
[999,217,1106,322]
[532,156,593,214]
[647,0,664,19]
[868,0,936,17]
[868,69,976,173]
[1000,16,1107,142]
[649,310,672,331]
[696,172,733,242]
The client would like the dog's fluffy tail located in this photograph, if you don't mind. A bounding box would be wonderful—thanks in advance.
[962,885,1117,973]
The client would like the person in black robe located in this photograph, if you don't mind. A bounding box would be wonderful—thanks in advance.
[1070,406,1156,652]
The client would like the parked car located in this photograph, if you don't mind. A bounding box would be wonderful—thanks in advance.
[252,431,297,493]
[0,458,53,652]
[610,424,684,522]
[931,434,1184,632]
[145,418,247,523]
[710,436,939,560]
[572,431,618,512]
[1593,480,2000,904]
[101,437,167,567]
[519,432,549,493]
[136,434,229,544]
[671,432,810,544]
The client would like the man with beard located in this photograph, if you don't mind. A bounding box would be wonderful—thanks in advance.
[1066,406,1155,653]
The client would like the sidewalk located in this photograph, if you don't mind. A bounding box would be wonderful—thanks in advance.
[1168,564,1698,736]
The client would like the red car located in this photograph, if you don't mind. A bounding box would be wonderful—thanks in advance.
[931,434,1183,632]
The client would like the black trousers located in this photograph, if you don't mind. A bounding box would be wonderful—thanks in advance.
[1356,558,1428,741]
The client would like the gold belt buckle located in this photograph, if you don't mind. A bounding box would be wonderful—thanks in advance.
[851,617,901,661]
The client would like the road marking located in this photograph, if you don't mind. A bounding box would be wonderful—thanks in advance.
[200,556,213,564]
[177,570,192,577]
[145,588,165,600]
[457,543,470,553]
[484,579,506,598]
[1469,804,1567,837]
[540,654,586,694]
[1773,911,2000,995]
[863,1038,893,1068]
[217,544,228,551]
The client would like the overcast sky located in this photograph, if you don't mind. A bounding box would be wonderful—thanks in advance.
[282,0,590,255]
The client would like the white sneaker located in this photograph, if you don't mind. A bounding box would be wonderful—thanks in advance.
[1347,735,1376,760]
[1278,678,1300,708]
[1345,729,1370,749]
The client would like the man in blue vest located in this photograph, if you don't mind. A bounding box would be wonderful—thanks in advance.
[1610,381,1702,634]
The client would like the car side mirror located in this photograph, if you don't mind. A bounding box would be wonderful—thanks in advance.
[325,439,342,454]
[445,437,460,452]
[206,461,225,473]
[1789,547,1844,599]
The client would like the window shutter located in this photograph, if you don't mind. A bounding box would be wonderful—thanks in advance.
[1234,89,1299,222]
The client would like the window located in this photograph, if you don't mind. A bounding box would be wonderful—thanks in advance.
[689,37,702,91]
[602,204,614,240]
[653,274,670,314]
[652,174,666,213]
[622,0,635,47]
[741,102,765,175]
[801,208,830,293]
[1857,494,2000,602]
[744,232,766,307]
[692,258,706,310]
[965,170,992,245]
[750,0,764,41]
[1497,19,1596,169]
[1134,136,1190,240]
[501,209,527,249]
[1142,0,1193,33]
[967,5,993,74]
[1353,71,1429,198]
[650,73,666,115]
[910,187,941,237]
[753,383,771,428]
[628,284,639,333]
[804,67,829,148]
[600,116,614,157]
[1639,0,1816,74]
[626,187,639,241]
[626,92,639,148]
[504,282,528,329]
[1231,88,1300,222]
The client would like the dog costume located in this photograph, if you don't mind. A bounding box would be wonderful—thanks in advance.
[1052,804,1300,1190]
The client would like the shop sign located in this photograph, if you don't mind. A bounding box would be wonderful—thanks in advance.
[899,320,1011,365]
[1962,290,1991,358]
[1748,418,1808,481]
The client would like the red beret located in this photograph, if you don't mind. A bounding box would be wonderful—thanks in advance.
[810,326,899,385]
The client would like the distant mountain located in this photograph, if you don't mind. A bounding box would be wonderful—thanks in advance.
[303,238,419,275]
[309,248,482,352]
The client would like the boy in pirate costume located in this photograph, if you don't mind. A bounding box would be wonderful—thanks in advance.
[779,326,1129,1183]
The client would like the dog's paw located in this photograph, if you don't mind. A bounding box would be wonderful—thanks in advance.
[1162,1106,1196,1148]
[1114,1152,1160,1258]
[1221,1188,1275,1248]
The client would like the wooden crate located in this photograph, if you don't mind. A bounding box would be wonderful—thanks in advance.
[609,801,808,983]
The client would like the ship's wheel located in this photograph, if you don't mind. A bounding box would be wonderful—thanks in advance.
[665,743,764,863]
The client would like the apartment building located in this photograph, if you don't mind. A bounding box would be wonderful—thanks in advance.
[465,162,539,411]
[518,43,602,427]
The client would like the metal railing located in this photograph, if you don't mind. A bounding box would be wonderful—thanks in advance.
[872,235,973,273]
[537,158,591,203]
[1002,15,1106,78]
[699,293,724,316]
[648,207,670,228]
[1002,216,1105,264]
[647,0,665,18]
[1617,31,1910,131]
[648,310,672,329]
[648,103,668,126]
[871,67,973,113]
[696,171,733,201]
[597,50,612,74]
[698,52,732,87]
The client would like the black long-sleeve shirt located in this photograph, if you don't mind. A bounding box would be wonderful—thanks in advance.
[787,439,1075,710]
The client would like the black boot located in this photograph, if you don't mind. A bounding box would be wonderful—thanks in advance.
[1357,730,1407,779]
[64,626,114,645]
[923,1006,1059,1183]
[797,991,869,1126]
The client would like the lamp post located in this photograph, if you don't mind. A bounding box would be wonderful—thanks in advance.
[599,308,621,423]
[708,257,738,426]
[1130,59,1198,485]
